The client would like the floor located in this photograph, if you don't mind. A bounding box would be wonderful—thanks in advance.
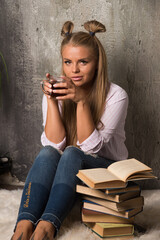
[0,184,160,240]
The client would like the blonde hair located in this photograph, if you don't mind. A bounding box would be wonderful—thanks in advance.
[60,20,109,146]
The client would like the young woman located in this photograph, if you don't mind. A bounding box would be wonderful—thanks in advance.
[12,20,128,240]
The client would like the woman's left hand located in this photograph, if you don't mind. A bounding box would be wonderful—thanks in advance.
[52,76,87,103]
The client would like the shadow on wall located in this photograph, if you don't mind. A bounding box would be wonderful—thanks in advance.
[0,1,43,181]
[0,52,11,116]
[112,0,160,189]
[125,63,160,189]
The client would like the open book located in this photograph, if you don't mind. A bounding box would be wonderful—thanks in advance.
[77,158,156,189]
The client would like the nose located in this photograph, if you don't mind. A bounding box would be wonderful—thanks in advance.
[72,63,80,73]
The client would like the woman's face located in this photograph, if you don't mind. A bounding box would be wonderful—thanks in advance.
[62,44,97,88]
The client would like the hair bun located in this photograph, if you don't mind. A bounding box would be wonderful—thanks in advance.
[61,21,74,37]
[84,20,106,35]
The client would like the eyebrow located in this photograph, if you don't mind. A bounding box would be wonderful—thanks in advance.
[63,57,91,61]
[63,58,71,61]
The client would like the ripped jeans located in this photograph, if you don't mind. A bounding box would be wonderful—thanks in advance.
[15,146,115,236]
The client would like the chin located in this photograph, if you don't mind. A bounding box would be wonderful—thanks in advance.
[72,81,84,87]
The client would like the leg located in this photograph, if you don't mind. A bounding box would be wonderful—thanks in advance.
[37,146,114,237]
[83,152,115,169]
[12,146,61,240]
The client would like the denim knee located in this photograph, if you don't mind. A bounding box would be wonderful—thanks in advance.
[38,145,61,159]
[62,146,84,164]
[33,146,61,167]
[52,146,84,188]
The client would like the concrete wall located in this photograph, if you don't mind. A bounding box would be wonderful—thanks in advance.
[0,0,159,188]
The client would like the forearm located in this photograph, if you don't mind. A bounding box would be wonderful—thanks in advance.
[45,99,66,143]
[76,100,95,143]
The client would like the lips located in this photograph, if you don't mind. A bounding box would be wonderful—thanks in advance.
[71,76,83,81]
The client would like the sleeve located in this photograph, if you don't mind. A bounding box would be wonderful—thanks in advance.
[76,88,128,154]
[40,95,66,150]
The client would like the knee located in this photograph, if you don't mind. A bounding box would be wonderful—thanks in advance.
[34,146,61,166]
[39,145,60,157]
[64,146,82,157]
[60,146,84,167]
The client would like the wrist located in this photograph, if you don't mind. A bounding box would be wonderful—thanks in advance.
[77,99,88,108]
[47,97,58,106]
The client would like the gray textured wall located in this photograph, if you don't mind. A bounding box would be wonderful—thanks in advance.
[0,0,159,188]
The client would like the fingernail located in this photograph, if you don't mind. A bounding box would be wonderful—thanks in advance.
[46,73,50,77]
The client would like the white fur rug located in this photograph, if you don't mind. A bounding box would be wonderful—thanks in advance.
[0,189,160,240]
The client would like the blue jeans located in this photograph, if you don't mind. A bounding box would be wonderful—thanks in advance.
[15,146,115,236]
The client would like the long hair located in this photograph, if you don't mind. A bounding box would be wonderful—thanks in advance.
[60,20,109,146]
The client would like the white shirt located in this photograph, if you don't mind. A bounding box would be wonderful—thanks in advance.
[41,83,128,161]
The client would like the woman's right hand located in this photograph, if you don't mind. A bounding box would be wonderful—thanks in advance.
[41,73,55,99]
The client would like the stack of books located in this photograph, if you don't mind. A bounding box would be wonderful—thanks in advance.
[76,158,156,239]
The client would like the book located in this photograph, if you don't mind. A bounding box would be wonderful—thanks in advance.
[76,184,140,203]
[85,222,134,238]
[82,209,134,223]
[83,196,144,212]
[92,231,134,239]
[105,182,140,195]
[77,158,156,189]
[83,201,143,219]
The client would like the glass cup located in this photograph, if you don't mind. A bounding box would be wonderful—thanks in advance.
[41,74,66,98]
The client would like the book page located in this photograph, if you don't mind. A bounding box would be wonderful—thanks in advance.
[108,159,152,181]
[128,172,156,180]
[97,223,133,228]
[78,168,121,184]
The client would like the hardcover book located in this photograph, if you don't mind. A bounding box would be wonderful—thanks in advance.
[82,209,134,223]
[76,184,140,203]
[83,196,144,212]
[85,222,134,238]
[104,182,140,195]
[83,200,143,219]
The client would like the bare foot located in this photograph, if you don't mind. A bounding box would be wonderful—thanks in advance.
[11,220,34,240]
[30,221,55,240]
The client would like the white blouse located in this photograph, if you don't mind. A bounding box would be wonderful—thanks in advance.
[41,83,128,161]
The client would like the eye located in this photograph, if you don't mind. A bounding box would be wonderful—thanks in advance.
[80,60,88,65]
[64,60,71,65]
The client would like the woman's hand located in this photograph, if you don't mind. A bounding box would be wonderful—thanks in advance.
[52,75,87,103]
[42,73,66,144]
[41,73,56,99]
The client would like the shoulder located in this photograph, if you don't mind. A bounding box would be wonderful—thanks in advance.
[106,82,128,105]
